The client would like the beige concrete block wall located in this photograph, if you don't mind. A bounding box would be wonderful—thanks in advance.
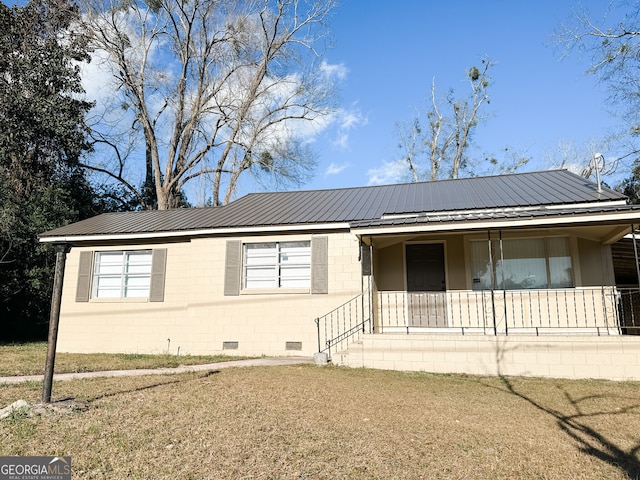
[57,242,192,354]
[57,232,363,356]
[337,333,640,381]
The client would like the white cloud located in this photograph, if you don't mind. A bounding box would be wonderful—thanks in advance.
[332,133,349,150]
[330,105,367,150]
[339,110,363,130]
[320,60,348,81]
[367,159,408,185]
[325,162,348,176]
[78,49,116,105]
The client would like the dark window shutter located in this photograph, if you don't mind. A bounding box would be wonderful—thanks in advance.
[149,248,167,302]
[361,244,371,276]
[311,235,328,294]
[75,251,93,302]
[224,240,241,296]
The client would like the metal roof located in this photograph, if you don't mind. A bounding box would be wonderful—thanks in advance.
[40,170,628,239]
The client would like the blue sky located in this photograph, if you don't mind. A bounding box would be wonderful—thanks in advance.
[306,0,622,191]
[4,0,624,200]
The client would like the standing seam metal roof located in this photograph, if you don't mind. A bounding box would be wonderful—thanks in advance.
[40,170,628,238]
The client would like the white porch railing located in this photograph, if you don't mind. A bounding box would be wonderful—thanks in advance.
[376,287,640,336]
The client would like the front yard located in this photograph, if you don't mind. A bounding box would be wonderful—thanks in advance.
[0,342,245,376]
[1,359,639,479]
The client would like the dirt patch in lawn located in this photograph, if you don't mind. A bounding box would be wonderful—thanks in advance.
[1,365,639,479]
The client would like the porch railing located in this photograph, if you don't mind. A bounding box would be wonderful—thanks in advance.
[315,294,371,357]
[377,287,640,336]
[618,288,640,335]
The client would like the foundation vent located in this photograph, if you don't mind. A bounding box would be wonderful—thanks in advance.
[285,341,302,351]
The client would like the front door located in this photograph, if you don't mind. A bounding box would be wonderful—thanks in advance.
[406,243,447,327]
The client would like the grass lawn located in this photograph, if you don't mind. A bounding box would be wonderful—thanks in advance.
[0,342,248,376]
[1,362,639,479]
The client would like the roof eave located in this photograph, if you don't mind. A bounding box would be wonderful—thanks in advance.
[39,222,352,244]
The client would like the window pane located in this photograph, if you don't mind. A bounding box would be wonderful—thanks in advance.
[548,237,573,288]
[244,244,277,289]
[124,275,151,298]
[470,241,493,290]
[125,251,152,274]
[95,276,121,298]
[245,243,277,266]
[280,265,311,288]
[124,276,151,288]
[499,239,547,289]
[245,266,277,289]
[280,242,311,265]
[94,252,123,275]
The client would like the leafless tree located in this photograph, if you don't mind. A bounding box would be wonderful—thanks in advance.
[79,0,337,209]
[396,58,493,181]
[557,3,640,179]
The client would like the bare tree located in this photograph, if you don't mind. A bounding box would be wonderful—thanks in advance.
[561,4,640,129]
[79,0,337,209]
[395,58,493,181]
[557,3,640,179]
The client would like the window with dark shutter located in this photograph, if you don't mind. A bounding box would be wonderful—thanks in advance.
[78,249,165,301]
[361,244,372,276]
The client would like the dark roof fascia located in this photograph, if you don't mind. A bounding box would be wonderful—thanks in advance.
[39,221,353,245]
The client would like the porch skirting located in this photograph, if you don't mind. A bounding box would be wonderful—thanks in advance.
[333,333,640,381]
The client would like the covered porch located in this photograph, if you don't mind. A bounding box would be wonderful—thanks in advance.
[316,207,640,379]
[362,214,640,330]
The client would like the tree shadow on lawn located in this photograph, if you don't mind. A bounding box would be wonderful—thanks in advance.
[479,341,640,479]
[67,370,220,404]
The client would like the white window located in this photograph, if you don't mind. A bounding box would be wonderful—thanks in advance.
[92,250,153,298]
[470,237,573,290]
[243,241,311,289]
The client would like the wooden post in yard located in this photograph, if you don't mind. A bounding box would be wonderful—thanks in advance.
[42,243,71,404]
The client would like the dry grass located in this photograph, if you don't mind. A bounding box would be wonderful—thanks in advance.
[1,365,639,479]
[0,342,247,376]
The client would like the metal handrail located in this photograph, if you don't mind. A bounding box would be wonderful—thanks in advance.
[315,293,371,357]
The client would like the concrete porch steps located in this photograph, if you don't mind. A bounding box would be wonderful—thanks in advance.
[330,340,362,365]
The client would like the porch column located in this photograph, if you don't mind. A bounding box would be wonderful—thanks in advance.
[487,230,497,335]
[498,230,508,334]
[359,237,375,334]
[43,242,71,404]
[368,242,374,333]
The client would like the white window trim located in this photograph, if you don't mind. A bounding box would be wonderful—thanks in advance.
[91,250,153,299]
[242,241,311,293]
